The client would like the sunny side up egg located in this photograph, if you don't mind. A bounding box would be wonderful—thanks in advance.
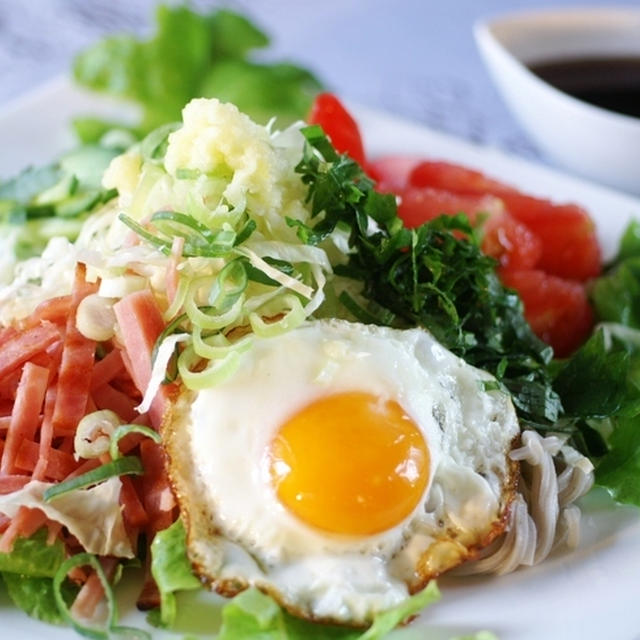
[164,319,519,626]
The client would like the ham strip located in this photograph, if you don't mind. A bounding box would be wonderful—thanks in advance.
[51,265,98,437]
[0,362,49,474]
[113,290,174,428]
[0,323,60,382]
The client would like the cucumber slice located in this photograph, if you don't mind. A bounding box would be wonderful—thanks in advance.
[34,173,78,205]
[55,190,101,218]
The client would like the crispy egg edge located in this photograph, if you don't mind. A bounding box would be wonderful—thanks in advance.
[162,387,520,628]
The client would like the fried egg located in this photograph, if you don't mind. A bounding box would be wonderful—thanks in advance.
[164,319,519,625]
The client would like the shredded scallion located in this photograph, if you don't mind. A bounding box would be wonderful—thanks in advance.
[53,553,150,640]
[43,456,143,503]
[109,424,162,461]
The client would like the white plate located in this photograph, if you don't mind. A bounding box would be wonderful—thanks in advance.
[1,77,640,640]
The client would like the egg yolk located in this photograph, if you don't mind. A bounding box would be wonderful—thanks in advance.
[268,391,430,536]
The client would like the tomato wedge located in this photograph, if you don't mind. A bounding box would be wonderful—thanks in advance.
[498,195,601,280]
[409,160,515,195]
[408,159,601,280]
[308,93,366,166]
[398,186,504,228]
[367,155,421,193]
[483,213,542,271]
[500,269,594,357]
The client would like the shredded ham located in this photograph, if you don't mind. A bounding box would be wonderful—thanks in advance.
[0,323,60,381]
[0,362,49,474]
[92,384,138,423]
[113,290,176,428]
[20,295,72,330]
[90,349,125,391]
[51,265,99,437]
[0,262,178,621]
[70,557,120,623]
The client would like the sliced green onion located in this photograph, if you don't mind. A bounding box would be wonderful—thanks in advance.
[183,228,236,257]
[43,456,143,503]
[53,553,151,640]
[151,312,188,365]
[192,328,254,360]
[207,258,248,310]
[185,276,245,330]
[235,246,313,299]
[109,424,162,461]
[118,214,171,255]
[234,217,257,246]
[249,294,306,338]
[54,553,116,639]
[186,296,244,331]
[163,279,189,322]
[178,345,243,390]
[151,210,215,244]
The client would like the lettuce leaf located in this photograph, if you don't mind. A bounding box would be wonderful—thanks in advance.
[0,528,75,625]
[150,518,201,627]
[73,4,321,139]
[0,528,65,578]
[217,582,441,640]
[1,573,70,625]
[149,522,495,638]
[553,330,637,419]
[596,412,640,506]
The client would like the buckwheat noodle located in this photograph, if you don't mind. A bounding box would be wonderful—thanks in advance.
[456,430,594,575]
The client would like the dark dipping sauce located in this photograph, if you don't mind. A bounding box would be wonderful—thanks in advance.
[528,57,640,119]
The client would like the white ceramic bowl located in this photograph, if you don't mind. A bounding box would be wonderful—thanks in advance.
[474,8,640,194]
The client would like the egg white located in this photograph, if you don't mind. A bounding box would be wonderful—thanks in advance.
[165,319,519,624]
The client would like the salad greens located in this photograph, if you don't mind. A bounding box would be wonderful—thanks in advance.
[151,519,201,628]
[0,144,121,268]
[73,5,322,140]
[0,527,65,577]
[149,522,496,640]
[216,582,441,640]
[0,528,71,625]
[578,219,640,505]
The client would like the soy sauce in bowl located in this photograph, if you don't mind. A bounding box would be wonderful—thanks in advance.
[529,57,640,119]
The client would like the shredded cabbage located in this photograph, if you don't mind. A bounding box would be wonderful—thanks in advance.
[1,98,347,398]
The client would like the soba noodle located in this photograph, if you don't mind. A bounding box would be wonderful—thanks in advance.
[456,430,594,575]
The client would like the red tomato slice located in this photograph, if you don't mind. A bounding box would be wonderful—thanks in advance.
[498,194,601,281]
[308,93,366,166]
[409,160,516,195]
[482,213,542,271]
[409,160,602,281]
[500,269,594,357]
[367,155,422,193]
[398,186,504,229]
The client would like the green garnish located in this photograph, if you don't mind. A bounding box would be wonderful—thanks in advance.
[53,553,150,639]
[0,146,120,262]
[118,210,254,258]
[43,456,143,503]
[149,519,201,628]
[109,424,162,461]
[294,125,560,430]
[73,5,322,139]
[573,220,640,503]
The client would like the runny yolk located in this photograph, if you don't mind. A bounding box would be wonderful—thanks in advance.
[268,391,430,536]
